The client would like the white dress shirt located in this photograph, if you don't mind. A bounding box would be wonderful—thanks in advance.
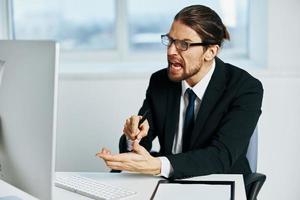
[127,60,216,178]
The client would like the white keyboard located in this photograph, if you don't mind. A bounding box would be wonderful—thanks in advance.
[55,174,136,200]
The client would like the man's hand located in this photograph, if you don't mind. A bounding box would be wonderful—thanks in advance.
[96,141,161,175]
[123,115,149,141]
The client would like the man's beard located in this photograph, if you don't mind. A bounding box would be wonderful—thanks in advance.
[167,63,200,82]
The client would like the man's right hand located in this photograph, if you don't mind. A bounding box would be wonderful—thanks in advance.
[123,115,149,141]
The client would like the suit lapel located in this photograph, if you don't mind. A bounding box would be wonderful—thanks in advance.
[164,80,181,155]
[190,57,227,147]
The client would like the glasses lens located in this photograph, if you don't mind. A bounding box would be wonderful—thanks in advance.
[161,35,170,46]
[176,40,188,51]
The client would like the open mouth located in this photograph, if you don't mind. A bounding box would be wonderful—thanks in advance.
[169,61,184,73]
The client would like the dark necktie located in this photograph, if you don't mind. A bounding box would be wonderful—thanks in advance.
[182,88,197,152]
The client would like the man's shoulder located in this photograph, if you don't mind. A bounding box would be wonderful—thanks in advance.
[218,59,262,89]
[147,68,181,93]
[151,68,168,79]
[149,68,171,85]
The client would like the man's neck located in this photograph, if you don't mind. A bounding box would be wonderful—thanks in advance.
[186,59,214,87]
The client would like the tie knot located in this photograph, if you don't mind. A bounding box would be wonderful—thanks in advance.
[186,88,197,103]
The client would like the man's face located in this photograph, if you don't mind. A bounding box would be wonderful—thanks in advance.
[167,20,206,84]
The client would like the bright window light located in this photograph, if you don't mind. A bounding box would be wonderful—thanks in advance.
[12,0,115,50]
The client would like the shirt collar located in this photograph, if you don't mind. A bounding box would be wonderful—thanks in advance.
[181,59,216,100]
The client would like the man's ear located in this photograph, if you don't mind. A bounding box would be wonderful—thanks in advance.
[204,45,219,61]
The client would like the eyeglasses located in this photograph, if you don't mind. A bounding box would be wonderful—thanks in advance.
[161,34,216,51]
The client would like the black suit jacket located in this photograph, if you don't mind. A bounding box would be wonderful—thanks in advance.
[119,57,263,179]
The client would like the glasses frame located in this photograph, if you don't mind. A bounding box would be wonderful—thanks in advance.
[161,34,217,51]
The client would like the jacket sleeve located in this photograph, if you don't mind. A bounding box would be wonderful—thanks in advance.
[166,77,264,179]
[119,74,158,153]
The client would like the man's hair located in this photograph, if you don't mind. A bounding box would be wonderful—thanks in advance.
[174,5,230,47]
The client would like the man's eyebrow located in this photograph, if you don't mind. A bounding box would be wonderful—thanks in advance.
[179,38,193,42]
[167,34,193,42]
[183,38,193,42]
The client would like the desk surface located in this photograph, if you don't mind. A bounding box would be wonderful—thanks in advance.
[53,172,246,200]
[0,179,38,200]
[1,172,246,200]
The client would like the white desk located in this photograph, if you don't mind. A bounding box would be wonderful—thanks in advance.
[0,179,38,200]
[1,172,246,200]
[53,172,246,200]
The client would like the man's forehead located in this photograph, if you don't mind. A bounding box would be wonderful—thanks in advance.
[168,20,202,41]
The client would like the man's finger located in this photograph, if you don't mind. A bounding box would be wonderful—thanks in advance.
[132,141,148,156]
[106,161,123,168]
[95,147,111,156]
[123,116,140,139]
[136,130,146,140]
[105,159,134,172]
[136,119,149,140]
[102,148,111,154]
[107,163,134,172]
[123,126,136,140]
[100,154,115,160]
[98,152,132,162]
[129,116,140,134]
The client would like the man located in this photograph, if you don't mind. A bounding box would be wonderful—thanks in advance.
[97,5,263,179]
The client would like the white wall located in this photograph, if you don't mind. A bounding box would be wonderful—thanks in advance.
[255,0,300,199]
[55,0,300,199]
[55,77,149,172]
[255,75,300,200]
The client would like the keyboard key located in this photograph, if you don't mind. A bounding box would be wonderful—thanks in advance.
[55,174,136,200]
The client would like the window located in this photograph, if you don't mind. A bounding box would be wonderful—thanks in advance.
[128,0,248,55]
[10,0,249,62]
[13,0,115,50]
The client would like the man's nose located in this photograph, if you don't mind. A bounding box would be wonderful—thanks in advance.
[167,42,178,55]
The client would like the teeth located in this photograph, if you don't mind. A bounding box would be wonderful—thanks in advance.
[173,63,182,68]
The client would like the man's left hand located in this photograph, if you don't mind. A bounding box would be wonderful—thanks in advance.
[96,141,161,175]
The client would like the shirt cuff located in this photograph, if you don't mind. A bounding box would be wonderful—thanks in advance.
[157,156,174,178]
[126,136,134,151]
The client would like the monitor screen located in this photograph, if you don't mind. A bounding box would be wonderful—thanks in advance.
[0,40,59,200]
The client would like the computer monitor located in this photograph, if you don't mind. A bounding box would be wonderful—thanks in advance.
[0,40,59,200]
